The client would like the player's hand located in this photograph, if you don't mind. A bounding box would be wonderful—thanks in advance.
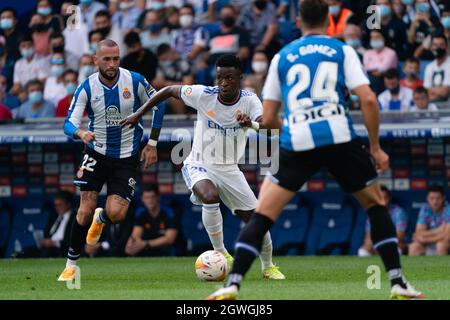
[370,147,389,174]
[120,112,142,128]
[141,144,158,169]
[79,130,95,145]
[237,113,252,127]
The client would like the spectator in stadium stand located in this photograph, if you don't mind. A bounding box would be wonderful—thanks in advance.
[343,23,366,60]
[164,6,181,32]
[88,29,105,55]
[0,35,16,91]
[171,4,209,62]
[237,0,280,60]
[409,185,450,256]
[125,185,179,257]
[363,0,409,60]
[359,185,408,256]
[250,50,269,84]
[55,69,81,118]
[79,0,108,31]
[400,57,424,90]
[442,5,450,46]
[363,30,398,94]
[0,75,20,110]
[410,86,439,111]
[29,13,52,57]
[44,52,68,106]
[0,99,12,121]
[78,54,96,84]
[242,74,261,98]
[153,43,194,114]
[423,33,450,108]
[0,7,21,61]
[139,9,172,55]
[407,0,442,60]
[48,32,80,71]
[378,68,414,111]
[326,0,353,40]
[111,0,143,32]
[15,79,54,119]
[11,35,49,99]
[187,0,218,24]
[122,31,158,83]
[94,10,126,57]
[36,0,62,34]
[16,191,76,258]
[205,5,251,68]
[61,1,90,61]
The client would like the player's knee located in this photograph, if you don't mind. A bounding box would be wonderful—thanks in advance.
[200,190,220,204]
[106,208,127,223]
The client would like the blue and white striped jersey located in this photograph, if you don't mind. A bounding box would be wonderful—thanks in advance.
[263,34,370,152]
[64,67,155,158]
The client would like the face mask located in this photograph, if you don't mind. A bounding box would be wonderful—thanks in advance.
[149,2,164,10]
[252,61,268,73]
[29,91,43,104]
[370,39,385,49]
[416,2,430,13]
[329,5,341,16]
[401,0,413,5]
[389,85,400,95]
[433,48,447,59]
[65,82,77,95]
[120,1,135,11]
[159,60,172,68]
[97,26,111,38]
[52,44,64,53]
[37,7,52,16]
[148,23,162,33]
[51,65,65,77]
[222,16,235,28]
[80,0,93,5]
[0,18,13,30]
[346,39,361,49]
[378,5,391,18]
[81,65,95,77]
[405,70,417,78]
[179,15,194,28]
[254,0,267,11]
[441,17,450,29]
[90,42,98,53]
[20,48,34,58]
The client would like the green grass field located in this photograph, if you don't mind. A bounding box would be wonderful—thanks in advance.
[0,256,449,300]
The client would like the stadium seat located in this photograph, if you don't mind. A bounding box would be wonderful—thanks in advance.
[306,196,356,255]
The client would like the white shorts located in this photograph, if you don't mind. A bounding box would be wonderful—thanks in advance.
[181,163,258,213]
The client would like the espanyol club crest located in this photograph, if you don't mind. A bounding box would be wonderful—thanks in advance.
[123,87,131,99]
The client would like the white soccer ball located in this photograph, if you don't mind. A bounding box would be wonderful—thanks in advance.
[194,250,228,281]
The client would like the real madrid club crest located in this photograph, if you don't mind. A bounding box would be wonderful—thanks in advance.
[123,87,131,99]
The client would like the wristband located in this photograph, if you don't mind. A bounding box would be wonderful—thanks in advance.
[251,121,260,131]
[147,139,158,147]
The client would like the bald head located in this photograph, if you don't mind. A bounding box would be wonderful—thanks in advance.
[96,39,119,54]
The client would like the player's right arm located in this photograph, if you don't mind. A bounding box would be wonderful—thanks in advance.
[261,54,283,130]
[63,84,95,145]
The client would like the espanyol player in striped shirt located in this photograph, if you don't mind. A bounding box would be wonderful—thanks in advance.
[208,0,423,300]
[58,39,156,282]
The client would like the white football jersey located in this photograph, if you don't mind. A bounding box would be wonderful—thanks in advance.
[180,85,262,166]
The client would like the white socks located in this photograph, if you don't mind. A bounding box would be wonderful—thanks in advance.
[66,258,77,268]
[260,232,274,270]
[202,203,226,254]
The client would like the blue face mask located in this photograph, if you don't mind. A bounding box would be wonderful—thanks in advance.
[65,82,77,95]
[148,23,162,33]
[37,7,52,16]
[90,43,97,54]
[29,91,43,104]
[81,65,95,77]
[346,39,361,49]
[371,39,385,49]
[51,65,65,77]
[80,0,93,5]
[378,4,391,17]
[149,2,164,10]
[401,0,413,5]
[416,2,430,13]
[441,17,450,29]
[329,5,341,16]
[0,18,13,30]
[20,48,34,58]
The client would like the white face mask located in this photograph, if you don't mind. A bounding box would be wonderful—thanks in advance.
[120,1,135,11]
[252,61,268,73]
[179,15,194,28]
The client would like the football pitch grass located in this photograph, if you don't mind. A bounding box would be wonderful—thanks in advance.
[0,256,449,300]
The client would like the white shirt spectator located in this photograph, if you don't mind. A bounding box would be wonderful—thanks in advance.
[423,56,450,107]
[44,76,66,107]
[79,1,107,31]
[410,103,439,111]
[147,0,217,23]
[13,54,49,87]
[63,22,90,60]
[378,87,414,112]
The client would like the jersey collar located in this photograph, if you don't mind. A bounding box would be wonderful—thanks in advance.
[218,90,241,106]
[98,68,121,90]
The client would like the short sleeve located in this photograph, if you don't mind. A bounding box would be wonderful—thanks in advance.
[395,208,408,232]
[262,54,282,102]
[180,85,205,110]
[343,45,370,90]
[423,65,432,88]
[247,94,263,121]
[417,206,427,226]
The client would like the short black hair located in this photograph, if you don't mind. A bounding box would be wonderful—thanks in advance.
[413,86,428,96]
[427,184,445,196]
[299,0,329,29]
[216,54,243,73]
[383,68,400,79]
[0,7,18,19]
[55,190,74,206]
[63,68,78,79]
[142,184,159,195]
[88,29,104,42]
[26,79,43,91]
[156,43,171,57]
[180,3,195,14]
[431,32,448,45]
[19,34,33,44]
[124,31,141,47]
[95,9,111,20]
